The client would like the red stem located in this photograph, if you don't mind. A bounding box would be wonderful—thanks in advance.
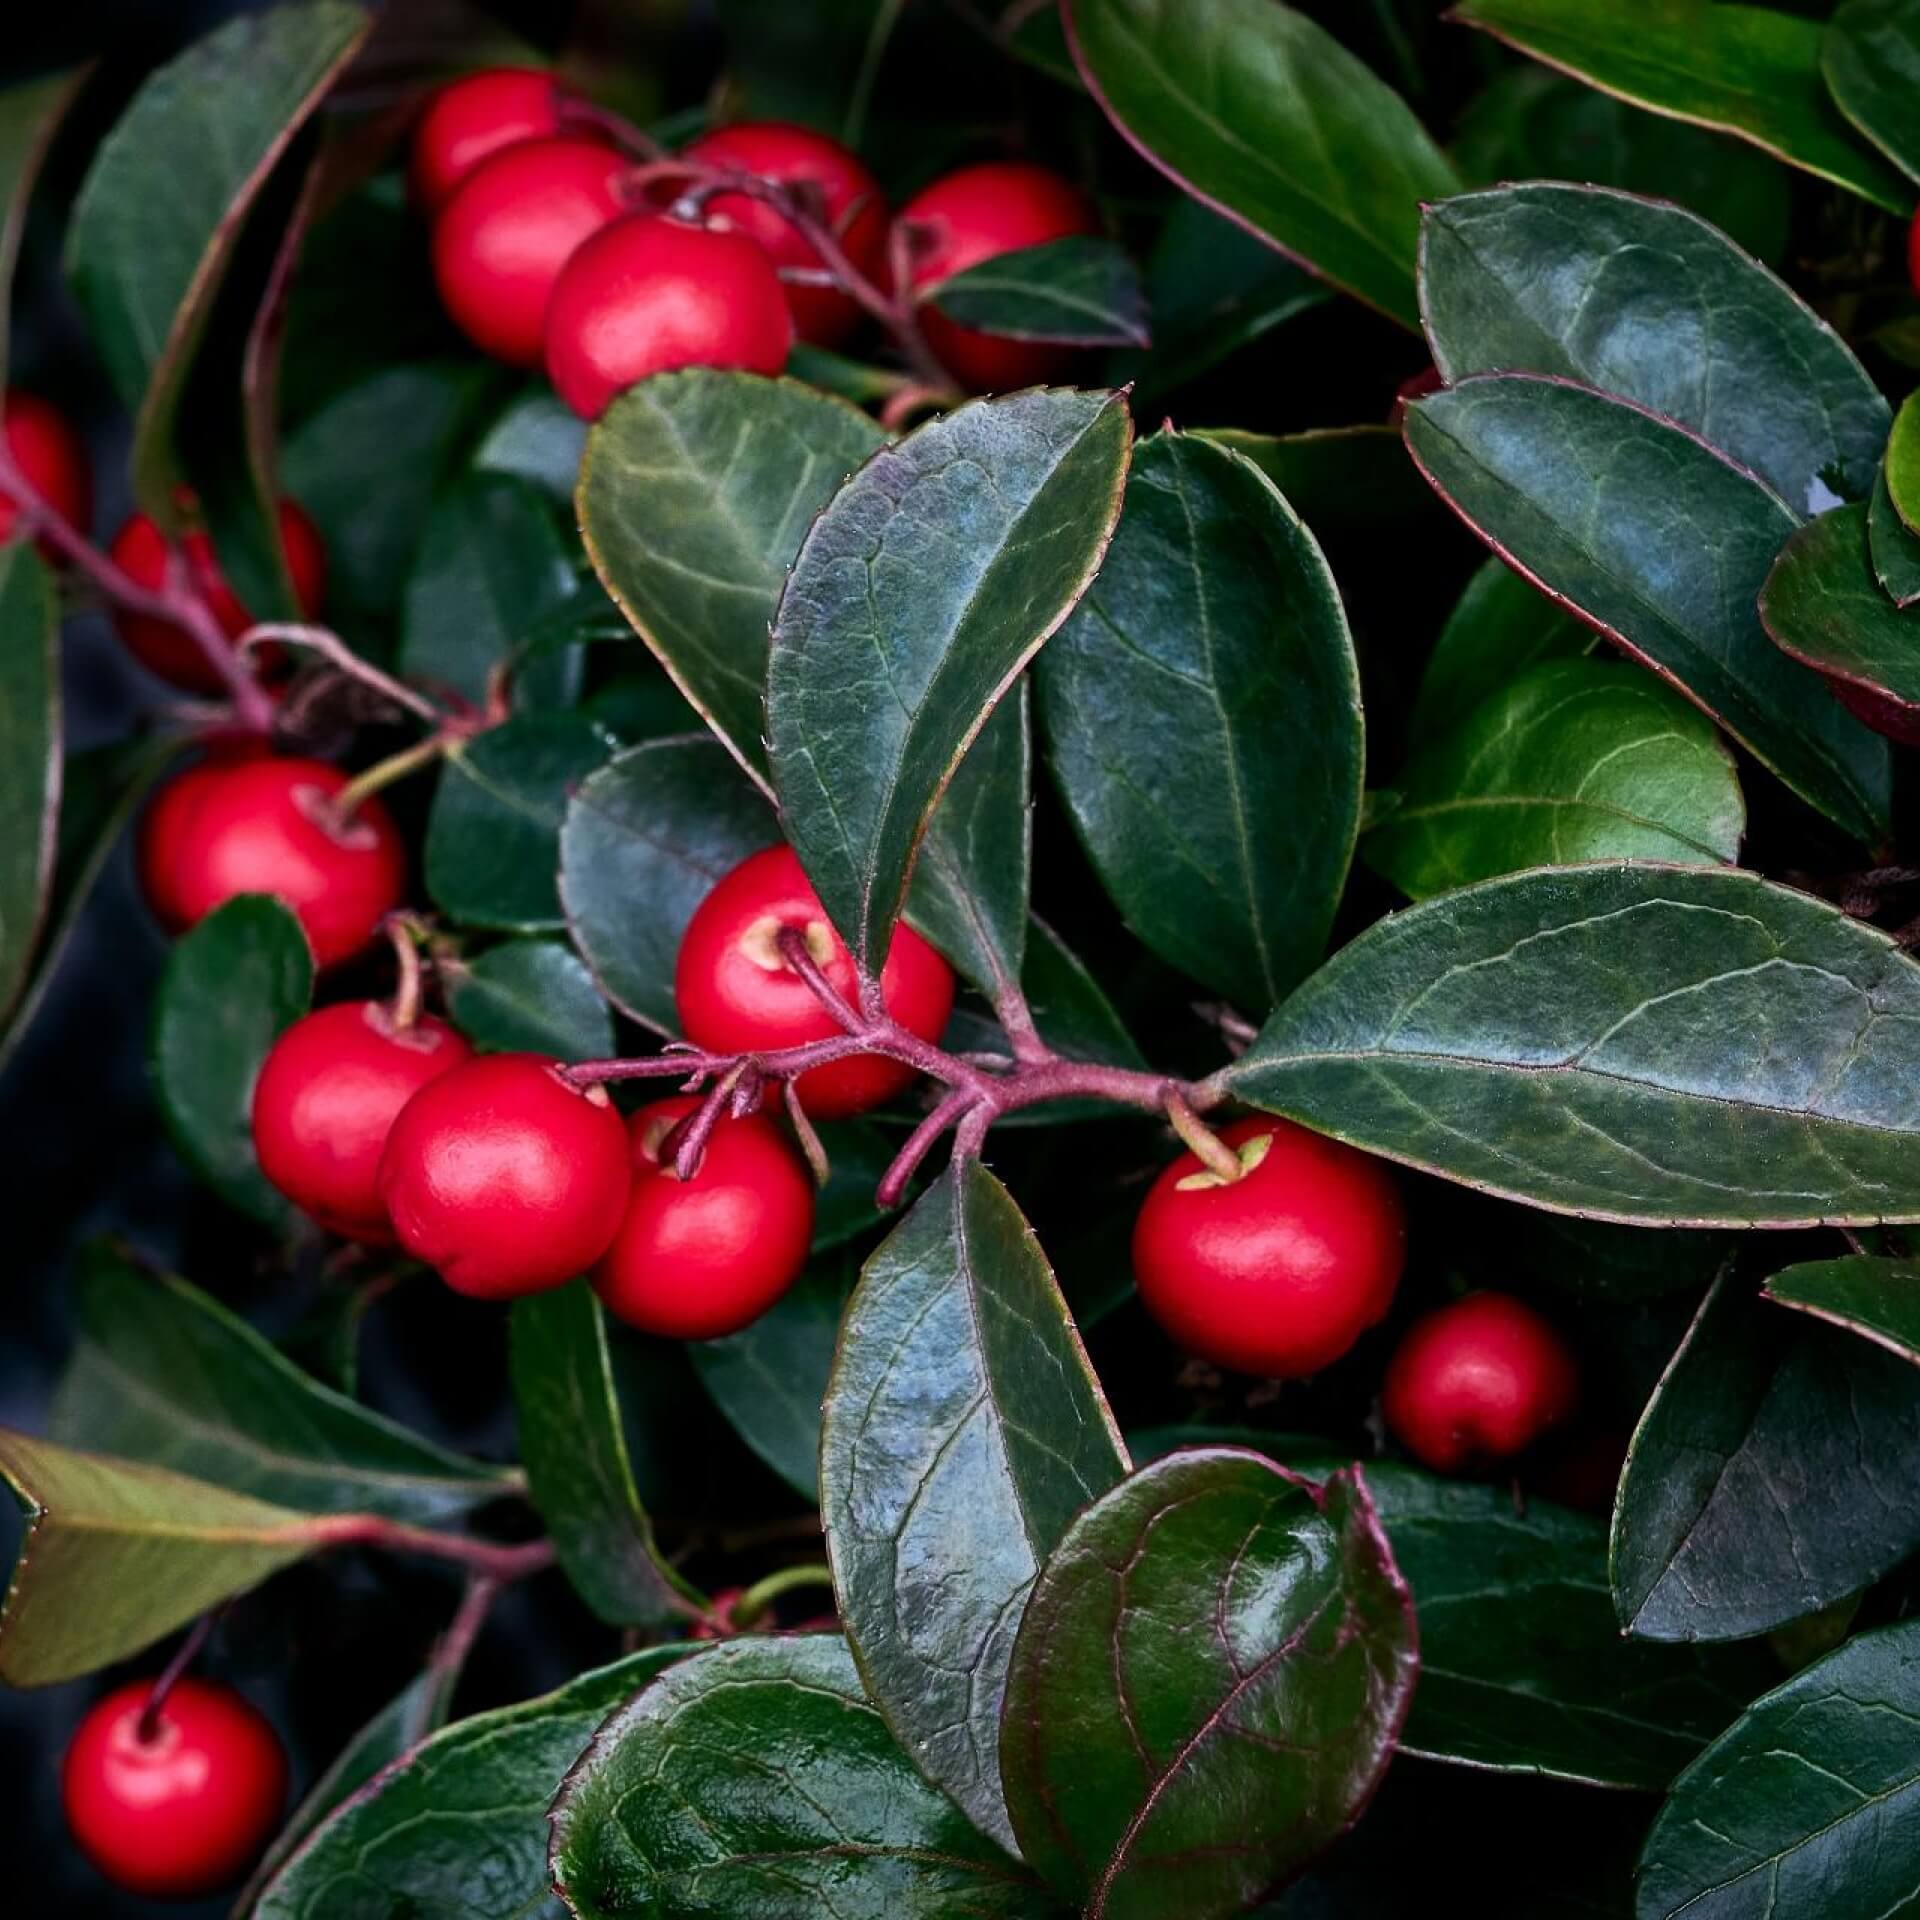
[302,1515,557,1583]
[138,1609,221,1740]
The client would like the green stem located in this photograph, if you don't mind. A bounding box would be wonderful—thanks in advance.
[732,1563,836,1629]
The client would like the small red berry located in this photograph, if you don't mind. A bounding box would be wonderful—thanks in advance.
[0,389,91,554]
[1131,1117,1406,1378]
[410,66,575,214]
[544,214,793,420]
[681,121,887,347]
[593,1095,815,1338]
[674,845,955,1120]
[62,1678,287,1898]
[378,1052,631,1298]
[137,740,269,931]
[108,499,326,693]
[1382,1291,1580,1474]
[895,162,1098,391]
[431,137,629,366]
[252,1002,473,1242]
[157,756,405,968]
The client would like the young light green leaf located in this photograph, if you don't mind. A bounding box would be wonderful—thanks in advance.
[0,545,58,1030]
[1886,388,1920,539]
[1870,465,1920,608]
[924,235,1149,347]
[0,67,87,387]
[1763,1254,1920,1365]
[1823,0,1920,187]
[444,938,613,1062]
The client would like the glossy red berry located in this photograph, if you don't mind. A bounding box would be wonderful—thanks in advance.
[544,214,793,420]
[159,757,405,968]
[62,1678,287,1898]
[108,499,326,693]
[378,1051,631,1298]
[1132,1116,1406,1378]
[1382,1291,1580,1474]
[674,844,956,1120]
[136,740,269,932]
[0,389,91,553]
[252,1002,473,1242]
[431,137,629,366]
[410,66,574,214]
[681,121,887,347]
[895,162,1098,391]
[593,1095,815,1338]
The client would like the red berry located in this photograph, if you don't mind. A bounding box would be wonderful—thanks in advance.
[158,756,405,968]
[1131,1117,1405,1378]
[593,1095,815,1338]
[378,1052,631,1298]
[0,389,91,554]
[895,162,1097,391]
[108,499,326,693]
[431,137,629,366]
[62,1678,287,1898]
[681,121,887,347]
[1381,1291,1580,1474]
[252,1002,473,1242]
[674,845,955,1120]
[410,66,573,214]
[544,214,793,420]
[137,740,269,932]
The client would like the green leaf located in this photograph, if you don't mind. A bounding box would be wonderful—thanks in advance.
[1823,0,1920,187]
[924,235,1149,347]
[1404,375,1891,844]
[1230,862,1920,1225]
[820,1162,1129,1849]
[1420,184,1890,514]
[1886,388,1920,538]
[999,1450,1417,1916]
[550,1634,1060,1919]
[1197,423,1442,537]
[253,1647,688,1920]
[473,387,588,500]
[509,1282,700,1627]
[64,0,371,515]
[1635,1620,1920,1920]
[49,1242,516,1523]
[444,938,614,1062]
[1870,465,1920,608]
[1451,0,1909,213]
[0,67,87,387]
[1365,657,1744,900]
[579,370,885,784]
[1764,1254,1920,1365]
[1066,0,1460,330]
[769,387,1131,969]
[149,894,313,1228]
[426,714,617,933]
[1611,1269,1920,1641]
[0,545,58,1031]
[1021,916,1148,1072]
[0,1429,320,1686]
[1039,431,1362,1013]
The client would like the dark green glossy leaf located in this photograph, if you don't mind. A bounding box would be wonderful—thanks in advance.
[1365,658,1743,899]
[254,1647,687,1920]
[579,369,885,784]
[1066,0,1459,329]
[0,545,58,1030]
[473,388,588,500]
[1870,465,1920,608]
[1452,0,1909,212]
[426,714,617,932]
[0,67,87,387]
[585,666,701,745]
[1231,862,1920,1224]
[1886,388,1920,537]
[49,1242,516,1523]
[770,387,1130,969]
[1021,916,1147,1072]
[1636,1620,1920,1919]
[1420,184,1890,514]
[510,1282,700,1627]
[925,235,1148,347]
[444,938,613,1062]
[1764,1254,1920,1364]
[1040,430,1362,1012]
[149,894,312,1228]
[1612,1270,1920,1641]
[1197,424,1441,537]
[820,1162,1128,1849]
[811,1121,901,1248]
[1405,375,1891,844]
[1823,0,1920,186]
[999,1450,1416,1916]
[1508,1210,1732,1304]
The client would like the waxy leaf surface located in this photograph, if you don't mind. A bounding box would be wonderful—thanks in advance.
[1823,0,1920,186]
[1763,1253,1920,1364]
[925,235,1149,347]
[445,938,613,1062]
[0,546,58,1030]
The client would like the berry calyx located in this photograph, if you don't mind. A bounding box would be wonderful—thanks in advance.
[0,389,92,554]
[431,137,629,366]
[377,1051,631,1298]
[151,756,406,968]
[1381,1290,1579,1474]
[680,120,887,347]
[108,498,326,693]
[674,844,956,1119]
[593,1094,815,1338]
[252,1001,473,1241]
[894,162,1098,391]
[1131,1116,1405,1378]
[62,1678,287,1898]
[410,66,575,214]
[543,213,793,420]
